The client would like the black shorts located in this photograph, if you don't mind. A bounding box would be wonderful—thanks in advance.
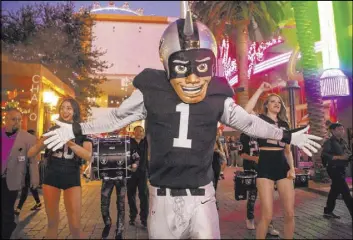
[257,150,289,181]
[43,163,81,190]
[243,159,258,172]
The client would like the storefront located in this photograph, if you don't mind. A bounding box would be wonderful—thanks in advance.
[1,54,75,137]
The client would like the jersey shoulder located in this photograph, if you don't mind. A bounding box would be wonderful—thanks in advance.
[207,76,234,98]
[133,68,173,93]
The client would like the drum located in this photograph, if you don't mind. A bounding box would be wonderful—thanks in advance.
[90,136,132,181]
[234,170,257,201]
[294,173,309,188]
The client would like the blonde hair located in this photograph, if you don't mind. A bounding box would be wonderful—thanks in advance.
[263,93,289,124]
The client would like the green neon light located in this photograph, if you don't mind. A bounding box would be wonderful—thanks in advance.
[317,1,340,69]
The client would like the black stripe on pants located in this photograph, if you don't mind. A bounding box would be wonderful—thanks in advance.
[101,179,126,235]
[1,178,19,239]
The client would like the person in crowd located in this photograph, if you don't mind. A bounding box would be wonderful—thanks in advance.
[212,137,226,209]
[244,82,297,239]
[217,128,228,179]
[229,136,239,167]
[226,136,232,166]
[42,9,322,239]
[127,126,149,228]
[27,98,92,239]
[1,108,39,239]
[239,132,279,236]
[14,129,42,215]
[322,122,352,218]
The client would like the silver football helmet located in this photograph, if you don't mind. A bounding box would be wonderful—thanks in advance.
[159,10,217,78]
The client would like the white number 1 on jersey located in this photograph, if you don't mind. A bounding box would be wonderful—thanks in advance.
[173,103,192,148]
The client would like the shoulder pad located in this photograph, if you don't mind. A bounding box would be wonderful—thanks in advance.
[207,76,234,98]
[133,68,172,92]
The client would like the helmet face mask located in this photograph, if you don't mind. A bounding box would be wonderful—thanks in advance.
[159,17,218,104]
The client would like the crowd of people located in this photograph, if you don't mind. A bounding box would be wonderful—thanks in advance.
[3,5,351,240]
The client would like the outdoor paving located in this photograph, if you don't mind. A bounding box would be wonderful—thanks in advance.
[11,167,352,239]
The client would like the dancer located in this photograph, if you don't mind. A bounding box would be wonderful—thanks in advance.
[14,130,42,215]
[244,82,297,239]
[28,98,92,239]
[42,8,322,239]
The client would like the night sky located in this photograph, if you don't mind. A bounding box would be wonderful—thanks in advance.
[1,1,181,17]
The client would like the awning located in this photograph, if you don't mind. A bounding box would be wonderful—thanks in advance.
[1,55,75,98]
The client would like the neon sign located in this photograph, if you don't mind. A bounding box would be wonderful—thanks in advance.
[219,38,324,86]
[219,36,284,85]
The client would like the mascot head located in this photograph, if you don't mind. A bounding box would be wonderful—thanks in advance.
[159,4,217,104]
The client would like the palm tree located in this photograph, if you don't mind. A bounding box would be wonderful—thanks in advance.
[291,1,327,176]
[190,1,288,107]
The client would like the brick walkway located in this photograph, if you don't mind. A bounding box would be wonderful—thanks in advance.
[11,167,352,239]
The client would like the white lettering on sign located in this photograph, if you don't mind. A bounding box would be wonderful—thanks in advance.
[31,94,38,102]
[30,75,41,121]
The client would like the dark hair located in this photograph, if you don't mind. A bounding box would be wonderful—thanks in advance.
[57,98,81,123]
[263,93,289,124]
[329,123,343,130]
[27,129,36,135]
[134,126,144,131]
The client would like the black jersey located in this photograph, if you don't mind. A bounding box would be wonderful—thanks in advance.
[133,68,233,188]
[45,125,91,168]
[239,133,259,157]
[257,114,289,149]
[239,133,259,171]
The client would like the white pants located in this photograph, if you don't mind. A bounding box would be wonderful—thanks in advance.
[148,182,220,239]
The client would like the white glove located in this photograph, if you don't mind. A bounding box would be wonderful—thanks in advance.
[43,120,75,151]
[290,126,322,157]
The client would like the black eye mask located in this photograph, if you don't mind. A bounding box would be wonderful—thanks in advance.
[168,49,215,80]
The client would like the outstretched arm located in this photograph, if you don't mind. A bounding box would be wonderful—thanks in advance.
[244,82,272,113]
[220,97,322,156]
[80,89,146,135]
[221,97,284,140]
[44,89,146,151]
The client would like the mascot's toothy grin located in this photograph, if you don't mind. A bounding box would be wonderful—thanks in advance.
[181,85,203,94]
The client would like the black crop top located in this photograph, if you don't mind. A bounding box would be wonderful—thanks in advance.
[257,114,290,149]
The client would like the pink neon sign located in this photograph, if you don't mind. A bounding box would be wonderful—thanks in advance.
[219,36,284,85]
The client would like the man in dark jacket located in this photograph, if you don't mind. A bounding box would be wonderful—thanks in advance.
[322,123,352,218]
[127,126,149,227]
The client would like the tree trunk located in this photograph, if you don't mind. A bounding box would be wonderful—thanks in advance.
[292,1,327,181]
[233,22,249,107]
